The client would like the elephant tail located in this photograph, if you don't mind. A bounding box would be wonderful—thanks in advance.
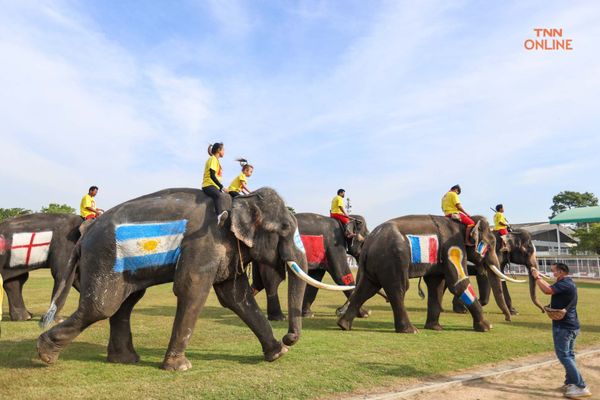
[417,277,425,300]
[39,240,81,329]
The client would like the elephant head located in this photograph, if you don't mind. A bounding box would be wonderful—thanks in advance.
[502,230,544,312]
[230,188,352,346]
[467,216,524,321]
[347,215,369,259]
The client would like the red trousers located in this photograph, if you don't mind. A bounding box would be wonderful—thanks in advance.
[330,213,350,225]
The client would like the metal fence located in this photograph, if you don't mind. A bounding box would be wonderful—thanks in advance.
[502,256,600,279]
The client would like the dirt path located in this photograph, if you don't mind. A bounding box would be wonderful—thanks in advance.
[345,347,600,399]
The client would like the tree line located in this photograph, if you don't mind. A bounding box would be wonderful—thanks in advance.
[0,204,76,222]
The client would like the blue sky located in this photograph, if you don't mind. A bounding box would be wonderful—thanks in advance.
[1,0,599,227]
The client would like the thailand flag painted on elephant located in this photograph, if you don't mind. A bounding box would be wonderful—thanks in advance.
[407,234,438,264]
[113,220,188,273]
[460,284,477,306]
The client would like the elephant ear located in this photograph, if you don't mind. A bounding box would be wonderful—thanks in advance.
[231,200,261,248]
[470,219,481,244]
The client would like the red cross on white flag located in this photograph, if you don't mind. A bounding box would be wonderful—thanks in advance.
[9,231,53,267]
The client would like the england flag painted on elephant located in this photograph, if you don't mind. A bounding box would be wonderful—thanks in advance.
[114,220,188,273]
[406,234,438,264]
[9,231,53,267]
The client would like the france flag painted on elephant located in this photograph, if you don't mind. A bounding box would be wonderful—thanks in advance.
[407,234,438,264]
[113,220,188,273]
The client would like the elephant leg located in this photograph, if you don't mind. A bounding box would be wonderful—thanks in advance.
[476,273,490,307]
[38,276,124,364]
[107,289,146,364]
[4,274,32,321]
[161,263,214,371]
[38,304,111,364]
[425,274,446,330]
[302,269,325,318]
[337,276,381,331]
[383,277,417,334]
[214,275,286,362]
[501,281,517,314]
[261,265,285,321]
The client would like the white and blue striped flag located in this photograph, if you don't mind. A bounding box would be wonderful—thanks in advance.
[114,220,188,273]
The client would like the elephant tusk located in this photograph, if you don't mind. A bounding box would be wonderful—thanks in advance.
[539,272,553,280]
[489,264,526,283]
[286,262,355,291]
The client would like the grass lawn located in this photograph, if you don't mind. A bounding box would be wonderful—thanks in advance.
[1,270,600,399]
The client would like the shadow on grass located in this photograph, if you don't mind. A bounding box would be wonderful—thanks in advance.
[510,320,600,333]
[0,338,265,370]
[360,361,425,378]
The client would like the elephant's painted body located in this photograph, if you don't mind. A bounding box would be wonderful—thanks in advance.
[252,213,368,320]
[338,215,502,333]
[37,188,309,370]
[453,229,542,315]
[0,213,81,321]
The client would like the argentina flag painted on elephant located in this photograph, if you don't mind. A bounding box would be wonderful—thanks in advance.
[113,220,188,272]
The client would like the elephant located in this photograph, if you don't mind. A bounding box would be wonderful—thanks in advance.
[337,215,517,333]
[37,187,351,371]
[251,213,369,320]
[452,229,542,315]
[0,213,82,321]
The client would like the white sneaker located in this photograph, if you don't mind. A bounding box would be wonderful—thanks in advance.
[565,385,592,399]
[217,211,229,227]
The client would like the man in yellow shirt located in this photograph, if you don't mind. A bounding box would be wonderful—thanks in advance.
[441,184,475,245]
[80,186,103,220]
[493,204,510,251]
[331,189,351,225]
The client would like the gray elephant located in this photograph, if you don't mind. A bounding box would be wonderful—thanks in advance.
[37,188,350,371]
[338,215,516,333]
[452,229,542,315]
[251,213,369,320]
[0,213,82,321]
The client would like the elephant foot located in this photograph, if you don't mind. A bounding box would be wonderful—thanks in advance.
[37,334,61,364]
[107,350,140,364]
[282,332,299,346]
[510,308,519,316]
[161,353,192,371]
[10,310,33,321]
[268,313,286,321]
[424,322,443,331]
[264,343,288,362]
[396,324,419,334]
[357,307,371,318]
[473,320,492,332]
[337,316,353,331]
[301,310,314,318]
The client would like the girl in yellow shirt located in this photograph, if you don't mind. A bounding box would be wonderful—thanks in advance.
[228,159,253,198]
[202,142,228,226]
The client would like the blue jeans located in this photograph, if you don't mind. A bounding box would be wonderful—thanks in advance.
[553,326,585,388]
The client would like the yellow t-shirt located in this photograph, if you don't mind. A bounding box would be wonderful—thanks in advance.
[331,195,344,214]
[494,212,508,231]
[228,173,248,193]
[80,194,96,218]
[202,155,223,188]
[441,191,461,215]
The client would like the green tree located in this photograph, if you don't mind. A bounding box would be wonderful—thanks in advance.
[287,206,296,214]
[40,203,76,214]
[550,191,598,218]
[572,223,600,255]
[0,208,32,222]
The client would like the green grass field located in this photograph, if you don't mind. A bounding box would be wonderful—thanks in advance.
[1,270,599,399]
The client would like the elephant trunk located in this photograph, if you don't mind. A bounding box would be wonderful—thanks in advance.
[283,257,307,347]
[487,267,512,321]
[528,254,545,313]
